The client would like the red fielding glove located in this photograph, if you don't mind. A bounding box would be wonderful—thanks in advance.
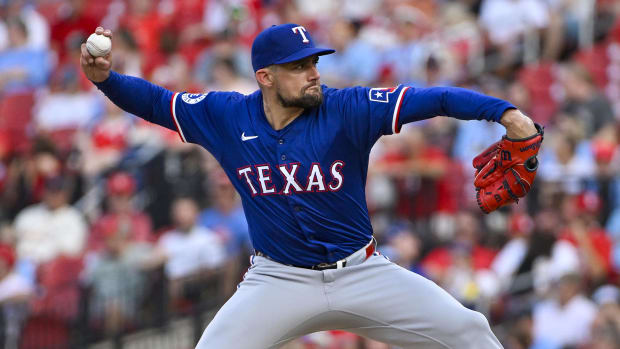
[473,123,544,213]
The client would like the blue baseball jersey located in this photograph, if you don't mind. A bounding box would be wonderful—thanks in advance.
[95,72,514,267]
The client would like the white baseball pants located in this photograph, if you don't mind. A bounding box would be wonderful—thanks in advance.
[196,253,503,348]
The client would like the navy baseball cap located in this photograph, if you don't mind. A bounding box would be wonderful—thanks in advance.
[251,23,335,72]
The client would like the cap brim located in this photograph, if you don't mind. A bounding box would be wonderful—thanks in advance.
[274,47,335,65]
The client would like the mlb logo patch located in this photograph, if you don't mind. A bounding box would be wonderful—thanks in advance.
[181,93,207,104]
[369,87,398,103]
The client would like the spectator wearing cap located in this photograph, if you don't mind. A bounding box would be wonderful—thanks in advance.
[82,214,154,335]
[0,243,32,349]
[13,176,87,265]
[384,223,426,277]
[88,172,153,252]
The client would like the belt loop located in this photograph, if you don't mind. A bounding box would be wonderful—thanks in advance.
[365,237,376,259]
[336,260,345,269]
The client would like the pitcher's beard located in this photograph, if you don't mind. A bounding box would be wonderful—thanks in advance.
[277,87,323,109]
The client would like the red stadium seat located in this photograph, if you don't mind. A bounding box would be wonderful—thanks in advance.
[517,62,558,125]
[0,92,35,153]
[21,257,84,348]
[575,41,611,89]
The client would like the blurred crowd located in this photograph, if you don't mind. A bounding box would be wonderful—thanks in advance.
[0,0,620,348]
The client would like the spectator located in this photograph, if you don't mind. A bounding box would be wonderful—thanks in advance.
[33,63,104,137]
[50,0,100,64]
[199,170,249,258]
[538,132,597,195]
[319,18,381,87]
[422,211,499,305]
[0,16,50,94]
[82,217,153,335]
[532,273,597,348]
[88,172,153,252]
[382,5,434,85]
[385,223,426,277]
[558,192,613,284]
[77,99,133,177]
[207,57,256,94]
[0,0,49,51]
[479,0,550,71]
[491,212,535,293]
[559,62,615,138]
[589,285,620,349]
[0,137,63,220]
[13,176,86,266]
[143,142,210,230]
[0,243,32,349]
[153,197,226,307]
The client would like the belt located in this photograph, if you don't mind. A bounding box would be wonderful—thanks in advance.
[255,238,376,271]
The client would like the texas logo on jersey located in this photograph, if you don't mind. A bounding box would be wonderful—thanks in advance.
[369,87,398,103]
[237,161,345,196]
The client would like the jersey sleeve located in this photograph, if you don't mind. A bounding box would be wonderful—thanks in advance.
[332,85,515,152]
[333,85,411,152]
[93,72,239,159]
[170,91,242,158]
[397,86,516,127]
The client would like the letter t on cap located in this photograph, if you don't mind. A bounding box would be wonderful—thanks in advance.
[292,26,310,43]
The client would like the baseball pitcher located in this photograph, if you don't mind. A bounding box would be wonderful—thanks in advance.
[81,24,543,348]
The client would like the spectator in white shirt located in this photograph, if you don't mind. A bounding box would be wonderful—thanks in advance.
[532,273,597,348]
[13,176,87,265]
[154,197,226,307]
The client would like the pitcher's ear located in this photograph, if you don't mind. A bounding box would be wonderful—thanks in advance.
[256,67,275,88]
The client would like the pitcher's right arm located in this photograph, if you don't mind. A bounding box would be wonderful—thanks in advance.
[80,27,175,131]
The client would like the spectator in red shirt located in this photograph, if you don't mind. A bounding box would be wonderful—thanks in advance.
[422,211,498,304]
[50,0,100,64]
[559,191,613,284]
[88,172,153,252]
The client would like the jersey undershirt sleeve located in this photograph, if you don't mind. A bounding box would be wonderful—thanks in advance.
[333,85,515,152]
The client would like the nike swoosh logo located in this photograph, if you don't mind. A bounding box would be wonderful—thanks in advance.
[241,132,258,141]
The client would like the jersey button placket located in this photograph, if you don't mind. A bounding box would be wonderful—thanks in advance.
[281,154,286,161]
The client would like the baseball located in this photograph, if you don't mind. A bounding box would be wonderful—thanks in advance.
[86,33,111,57]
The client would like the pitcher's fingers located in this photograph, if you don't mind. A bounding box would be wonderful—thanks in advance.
[80,44,94,64]
[95,56,111,70]
[80,54,89,67]
[103,29,112,38]
[95,27,104,35]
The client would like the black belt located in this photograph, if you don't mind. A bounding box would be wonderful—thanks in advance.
[254,240,376,271]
